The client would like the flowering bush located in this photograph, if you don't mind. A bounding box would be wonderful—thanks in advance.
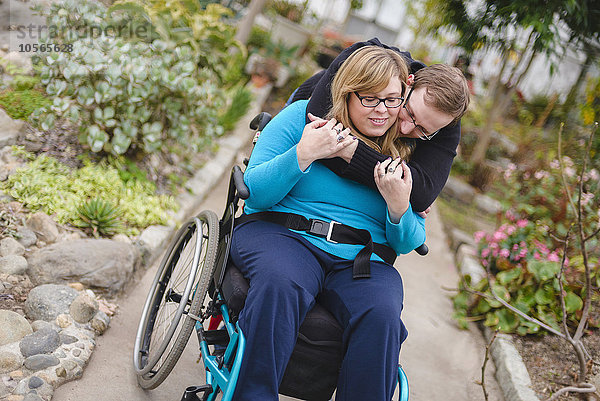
[453,147,600,335]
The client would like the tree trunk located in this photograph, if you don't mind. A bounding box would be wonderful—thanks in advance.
[234,0,268,45]
[470,34,538,166]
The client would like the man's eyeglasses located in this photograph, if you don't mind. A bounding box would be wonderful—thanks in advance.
[354,92,403,109]
[403,87,440,141]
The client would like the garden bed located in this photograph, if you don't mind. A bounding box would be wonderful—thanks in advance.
[513,320,600,400]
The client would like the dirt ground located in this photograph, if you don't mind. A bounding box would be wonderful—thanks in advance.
[512,314,600,400]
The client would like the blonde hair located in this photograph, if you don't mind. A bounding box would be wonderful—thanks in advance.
[327,46,413,160]
[413,64,470,125]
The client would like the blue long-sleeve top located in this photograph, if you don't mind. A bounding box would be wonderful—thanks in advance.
[243,100,426,262]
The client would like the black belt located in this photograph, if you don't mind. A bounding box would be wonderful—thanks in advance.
[235,211,397,279]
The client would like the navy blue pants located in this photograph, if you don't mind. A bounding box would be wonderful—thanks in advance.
[230,221,408,401]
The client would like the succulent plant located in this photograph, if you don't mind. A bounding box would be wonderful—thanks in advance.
[76,198,123,238]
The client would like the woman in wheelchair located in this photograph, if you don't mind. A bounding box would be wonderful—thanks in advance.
[230,46,428,401]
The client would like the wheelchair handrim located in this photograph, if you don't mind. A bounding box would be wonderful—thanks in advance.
[133,217,203,375]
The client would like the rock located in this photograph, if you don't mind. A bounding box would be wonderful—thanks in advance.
[55,366,66,377]
[23,354,60,370]
[90,311,110,334]
[0,238,25,256]
[19,328,61,357]
[0,255,28,275]
[56,314,72,328]
[138,225,171,254]
[71,348,81,357]
[30,321,53,332]
[59,334,77,345]
[28,376,43,389]
[24,284,78,322]
[23,393,44,401]
[0,109,25,148]
[67,282,85,291]
[26,239,140,293]
[0,379,9,397]
[69,293,98,323]
[0,349,24,373]
[16,227,37,248]
[26,213,59,244]
[0,310,33,346]
[474,193,502,215]
[441,176,476,203]
[111,234,131,244]
[2,52,33,74]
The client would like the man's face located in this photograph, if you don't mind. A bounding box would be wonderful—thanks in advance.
[397,86,454,139]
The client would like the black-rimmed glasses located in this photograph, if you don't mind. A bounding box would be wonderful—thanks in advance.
[354,92,403,108]
[403,87,440,141]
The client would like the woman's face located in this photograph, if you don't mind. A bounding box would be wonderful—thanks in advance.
[347,76,403,138]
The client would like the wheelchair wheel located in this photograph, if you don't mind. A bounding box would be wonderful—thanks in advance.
[133,210,219,389]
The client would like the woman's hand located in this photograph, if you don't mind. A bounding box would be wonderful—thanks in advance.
[297,116,356,171]
[307,113,358,162]
[374,158,412,223]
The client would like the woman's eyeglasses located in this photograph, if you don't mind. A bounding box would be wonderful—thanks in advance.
[354,92,403,108]
[403,87,440,141]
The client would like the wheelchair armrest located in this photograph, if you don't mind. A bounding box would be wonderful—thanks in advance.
[414,243,428,256]
[249,112,272,131]
[232,165,249,200]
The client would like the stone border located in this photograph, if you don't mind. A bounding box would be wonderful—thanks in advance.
[450,232,541,401]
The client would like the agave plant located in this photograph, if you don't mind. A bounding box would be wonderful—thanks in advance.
[76,198,123,238]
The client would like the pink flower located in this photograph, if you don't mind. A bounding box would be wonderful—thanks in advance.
[493,231,508,241]
[481,248,490,258]
[474,231,486,242]
[550,160,560,169]
[506,225,516,235]
[534,170,550,180]
[499,249,510,258]
[565,167,576,177]
[519,248,527,258]
[482,259,489,267]
[512,244,519,251]
[505,210,516,221]
[534,252,541,260]
[517,219,529,228]
[581,192,594,206]
[547,253,560,262]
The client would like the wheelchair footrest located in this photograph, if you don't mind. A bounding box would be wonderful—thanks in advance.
[180,385,213,401]
[203,328,229,346]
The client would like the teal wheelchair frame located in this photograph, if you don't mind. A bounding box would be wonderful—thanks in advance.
[132,113,413,401]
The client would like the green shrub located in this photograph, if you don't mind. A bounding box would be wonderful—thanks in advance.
[218,86,253,132]
[108,1,245,85]
[1,148,178,235]
[0,89,51,120]
[31,0,242,156]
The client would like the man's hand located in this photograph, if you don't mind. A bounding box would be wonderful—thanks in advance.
[417,207,431,219]
[297,116,356,171]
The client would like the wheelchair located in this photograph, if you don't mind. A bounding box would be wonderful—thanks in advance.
[132,112,425,401]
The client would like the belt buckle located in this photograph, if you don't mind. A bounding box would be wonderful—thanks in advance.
[308,219,339,243]
[326,220,339,243]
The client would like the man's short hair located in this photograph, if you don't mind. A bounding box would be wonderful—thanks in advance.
[413,64,470,125]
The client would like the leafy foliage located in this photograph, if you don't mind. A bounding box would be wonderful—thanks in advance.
[30,0,248,156]
[218,85,253,132]
[0,89,51,120]
[1,148,177,235]
[108,0,245,86]
[76,198,123,237]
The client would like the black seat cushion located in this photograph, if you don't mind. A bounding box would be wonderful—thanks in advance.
[220,262,343,400]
